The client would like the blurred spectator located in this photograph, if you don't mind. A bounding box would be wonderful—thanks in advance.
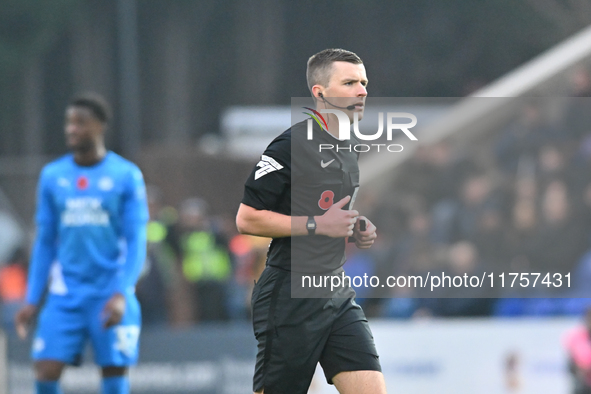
[576,181,591,240]
[416,241,493,317]
[570,67,591,97]
[397,141,475,208]
[429,142,479,204]
[176,197,232,322]
[504,352,522,393]
[375,207,446,315]
[495,102,554,174]
[537,145,574,190]
[227,234,270,320]
[564,306,591,394]
[523,179,587,275]
[0,248,27,330]
[472,206,508,268]
[564,67,591,142]
[382,209,441,279]
[456,174,499,241]
[431,173,499,244]
[571,248,591,298]
[505,176,538,273]
[135,185,194,327]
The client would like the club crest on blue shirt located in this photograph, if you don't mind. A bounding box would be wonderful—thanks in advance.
[98,176,114,191]
[57,177,70,188]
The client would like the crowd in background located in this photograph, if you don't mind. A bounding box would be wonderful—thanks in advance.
[2,68,591,328]
[357,67,591,319]
[134,188,271,327]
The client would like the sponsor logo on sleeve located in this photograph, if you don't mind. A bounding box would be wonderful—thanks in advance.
[254,155,284,180]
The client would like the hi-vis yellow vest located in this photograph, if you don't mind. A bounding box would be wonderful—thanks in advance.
[182,231,231,282]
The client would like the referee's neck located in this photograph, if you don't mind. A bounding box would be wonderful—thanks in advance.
[316,112,344,139]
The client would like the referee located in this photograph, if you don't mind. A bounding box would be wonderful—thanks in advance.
[236,48,386,394]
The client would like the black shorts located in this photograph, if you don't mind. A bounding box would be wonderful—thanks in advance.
[251,266,381,394]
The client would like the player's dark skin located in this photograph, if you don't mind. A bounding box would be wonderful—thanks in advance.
[14,106,127,381]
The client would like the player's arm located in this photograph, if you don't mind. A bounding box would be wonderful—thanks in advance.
[236,195,358,238]
[25,224,58,305]
[117,167,148,295]
[104,167,148,327]
[16,169,58,339]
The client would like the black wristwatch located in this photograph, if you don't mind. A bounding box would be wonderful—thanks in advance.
[306,216,316,235]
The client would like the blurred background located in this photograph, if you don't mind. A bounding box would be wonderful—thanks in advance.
[2,0,591,393]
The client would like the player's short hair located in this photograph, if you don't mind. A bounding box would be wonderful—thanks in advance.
[306,48,363,94]
[69,93,112,124]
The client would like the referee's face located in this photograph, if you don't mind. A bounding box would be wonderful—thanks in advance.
[322,61,368,121]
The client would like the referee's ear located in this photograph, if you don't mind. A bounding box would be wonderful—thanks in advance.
[311,85,324,100]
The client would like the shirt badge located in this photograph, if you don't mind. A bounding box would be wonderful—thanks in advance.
[98,176,114,191]
[57,177,70,188]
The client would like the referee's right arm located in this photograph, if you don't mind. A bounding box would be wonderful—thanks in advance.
[237,134,357,239]
[236,195,356,239]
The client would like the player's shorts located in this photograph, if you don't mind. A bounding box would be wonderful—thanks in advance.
[251,266,381,394]
[32,292,141,367]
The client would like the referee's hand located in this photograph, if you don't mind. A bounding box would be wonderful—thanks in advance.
[316,195,359,238]
[353,216,377,249]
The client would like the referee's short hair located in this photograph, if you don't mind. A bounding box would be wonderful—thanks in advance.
[306,48,363,94]
[69,92,112,124]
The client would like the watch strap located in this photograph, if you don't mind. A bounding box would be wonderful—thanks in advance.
[306,216,316,235]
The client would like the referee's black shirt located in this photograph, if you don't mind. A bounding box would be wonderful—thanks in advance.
[242,119,361,274]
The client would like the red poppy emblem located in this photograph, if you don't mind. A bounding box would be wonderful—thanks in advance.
[76,176,89,190]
